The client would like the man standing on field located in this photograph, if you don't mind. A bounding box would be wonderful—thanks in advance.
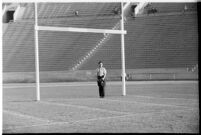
[96,61,107,98]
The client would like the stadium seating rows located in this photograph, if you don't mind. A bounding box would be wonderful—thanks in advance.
[3,17,119,72]
[144,3,197,14]
[3,3,198,72]
[21,3,121,19]
[80,13,198,70]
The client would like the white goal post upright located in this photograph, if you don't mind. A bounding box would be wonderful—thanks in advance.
[34,2,128,101]
[121,2,126,96]
[34,2,40,101]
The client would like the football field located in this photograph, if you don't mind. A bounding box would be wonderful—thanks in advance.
[3,81,199,133]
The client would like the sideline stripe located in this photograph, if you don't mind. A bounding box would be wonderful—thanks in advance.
[3,84,96,89]
[46,97,100,101]
[40,101,131,115]
[3,110,52,123]
[3,80,198,89]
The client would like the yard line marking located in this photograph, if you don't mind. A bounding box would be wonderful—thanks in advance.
[46,97,100,101]
[45,113,136,126]
[45,97,198,110]
[127,95,198,101]
[3,114,133,131]
[125,81,198,85]
[40,101,131,115]
[3,83,96,89]
[2,111,158,131]
[3,110,52,123]
[3,80,198,89]
[46,93,198,101]
[98,98,197,110]
[3,107,197,132]
[4,107,197,131]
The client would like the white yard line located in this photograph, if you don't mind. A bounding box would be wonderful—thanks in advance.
[97,98,196,110]
[40,101,131,115]
[46,93,198,102]
[3,83,96,89]
[3,110,52,123]
[3,111,158,131]
[44,113,136,126]
[3,104,197,132]
[45,97,100,101]
[44,96,198,111]
[3,81,198,132]
[3,113,133,131]
[3,80,198,89]
[4,107,197,132]
[126,80,198,85]
[127,95,198,101]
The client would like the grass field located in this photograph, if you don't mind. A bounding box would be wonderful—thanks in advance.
[3,81,199,133]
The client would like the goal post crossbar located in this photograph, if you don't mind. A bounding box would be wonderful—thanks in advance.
[36,26,127,35]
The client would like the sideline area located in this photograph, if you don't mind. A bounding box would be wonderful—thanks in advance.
[3,80,198,88]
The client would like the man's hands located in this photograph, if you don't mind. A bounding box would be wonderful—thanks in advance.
[97,78,104,82]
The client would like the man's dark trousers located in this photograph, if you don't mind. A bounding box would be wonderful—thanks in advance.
[98,82,105,97]
[97,77,105,98]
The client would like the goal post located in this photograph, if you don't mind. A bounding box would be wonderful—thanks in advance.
[36,26,127,34]
[121,2,126,96]
[34,2,128,101]
[34,2,40,101]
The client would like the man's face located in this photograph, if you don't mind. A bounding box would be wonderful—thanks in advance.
[99,63,103,68]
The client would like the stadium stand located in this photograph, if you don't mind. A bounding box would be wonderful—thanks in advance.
[80,12,198,70]
[3,2,198,82]
[21,3,121,19]
[3,21,35,72]
[3,17,120,72]
[143,3,197,14]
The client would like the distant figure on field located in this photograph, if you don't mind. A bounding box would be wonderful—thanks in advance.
[96,61,107,98]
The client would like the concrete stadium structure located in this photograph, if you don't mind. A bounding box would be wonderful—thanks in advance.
[2,2,198,82]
